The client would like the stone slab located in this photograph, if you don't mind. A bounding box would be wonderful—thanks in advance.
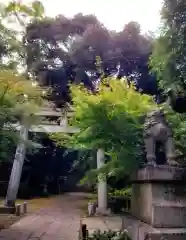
[0,206,15,214]
[152,204,186,228]
[133,166,186,182]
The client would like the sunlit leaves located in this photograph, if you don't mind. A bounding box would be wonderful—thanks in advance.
[0,70,44,162]
[0,1,45,73]
[5,1,45,20]
[0,70,42,104]
[52,78,155,175]
[31,1,45,19]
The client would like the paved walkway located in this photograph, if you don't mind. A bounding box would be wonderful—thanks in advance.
[0,193,85,240]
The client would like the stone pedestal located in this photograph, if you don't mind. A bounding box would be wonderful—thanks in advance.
[130,165,186,239]
[95,207,111,216]
[0,206,15,214]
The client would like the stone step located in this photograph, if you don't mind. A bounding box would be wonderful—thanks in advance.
[122,213,186,240]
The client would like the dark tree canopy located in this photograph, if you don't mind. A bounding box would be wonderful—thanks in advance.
[23,13,158,106]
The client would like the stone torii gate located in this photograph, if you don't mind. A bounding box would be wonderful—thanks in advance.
[5,107,109,214]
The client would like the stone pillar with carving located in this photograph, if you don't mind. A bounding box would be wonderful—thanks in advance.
[122,110,186,239]
[131,110,186,239]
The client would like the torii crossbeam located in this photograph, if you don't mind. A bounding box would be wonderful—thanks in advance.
[5,107,109,215]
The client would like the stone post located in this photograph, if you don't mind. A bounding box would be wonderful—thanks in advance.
[96,148,110,215]
[15,204,21,216]
[23,202,27,214]
[5,124,29,207]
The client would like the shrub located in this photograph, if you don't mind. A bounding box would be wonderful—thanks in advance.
[51,78,156,180]
[86,229,130,240]
[109,188,132,198]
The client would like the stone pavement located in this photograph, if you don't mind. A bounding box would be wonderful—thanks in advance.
[0,193,84,240]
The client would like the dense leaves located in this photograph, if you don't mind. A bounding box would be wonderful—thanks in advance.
[0,1,47,163]
[150,0,186,91]
[52,79,155,177]
[22,8,157,105]
[150,0,186,161]
[0,70,43,162]
[0,1,159,107]
[1,0,186,187]
[87,230,130,240]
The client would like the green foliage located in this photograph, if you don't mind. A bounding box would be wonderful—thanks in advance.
[0,70,42,118]
[0,1,47,162]
[0,129,18,162]
[165,108,186,159]
[86,230,130,240]
[108,188,132,214]
[5,1,45,21]
[0,1,45,75]
[0,70,43,162]
[109,188,132,198]
[150,0,186,161]
[51,78,156,178]
[150,0,186,91]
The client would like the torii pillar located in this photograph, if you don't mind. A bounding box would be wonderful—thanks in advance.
[96,148,110,215]
[5,124,29,207]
